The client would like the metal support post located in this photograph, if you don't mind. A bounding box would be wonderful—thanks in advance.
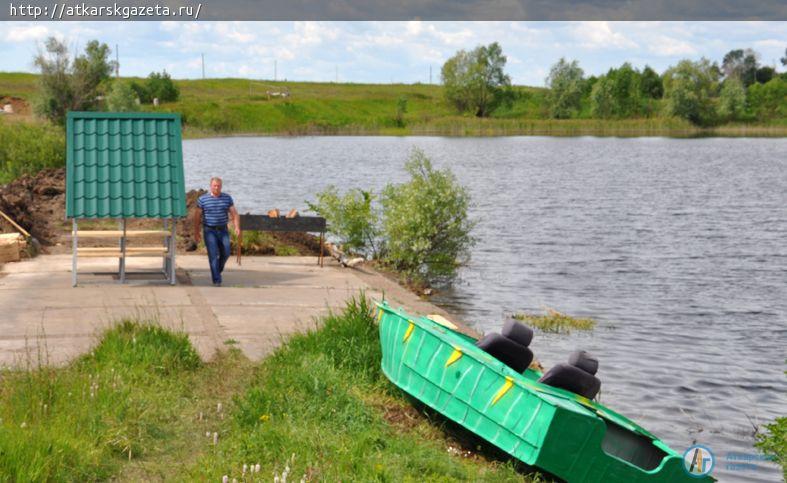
[169,218,177,284]
[120,218,127,283]
[72,219,78,286]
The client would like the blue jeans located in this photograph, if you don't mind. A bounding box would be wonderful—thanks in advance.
[204,226,230,284]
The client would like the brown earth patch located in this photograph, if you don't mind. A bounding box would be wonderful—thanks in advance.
[0,96,31,116]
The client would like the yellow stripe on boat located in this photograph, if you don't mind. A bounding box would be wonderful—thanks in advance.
[403,321,415,342]
[445,347,463,367]
[426,314,458,330]
[377,309,384,322]
[491,376,514,405]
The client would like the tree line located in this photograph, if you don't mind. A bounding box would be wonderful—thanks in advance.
[442,43,787,126]
[33,37,180,125]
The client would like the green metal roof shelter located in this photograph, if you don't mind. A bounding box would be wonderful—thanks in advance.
[66,112,187,286]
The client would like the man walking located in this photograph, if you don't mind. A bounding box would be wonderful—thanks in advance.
[194,177,240,286]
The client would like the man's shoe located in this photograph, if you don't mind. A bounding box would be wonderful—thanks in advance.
[213,282,222,287]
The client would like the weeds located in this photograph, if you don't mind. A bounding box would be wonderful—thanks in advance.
[513,307,596,333]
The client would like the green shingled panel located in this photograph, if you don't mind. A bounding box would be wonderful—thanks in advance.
[66,112,187,219]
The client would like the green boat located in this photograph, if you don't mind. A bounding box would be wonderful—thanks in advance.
[376,301,715,482]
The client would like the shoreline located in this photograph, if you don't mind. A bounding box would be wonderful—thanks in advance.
[181,123,787,140]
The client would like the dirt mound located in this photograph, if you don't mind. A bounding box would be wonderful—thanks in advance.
[0,168,65,245]
[0,96,31,116]
[0,169,321,256]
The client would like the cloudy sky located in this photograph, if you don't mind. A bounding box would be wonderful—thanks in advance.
[1,21,785,86]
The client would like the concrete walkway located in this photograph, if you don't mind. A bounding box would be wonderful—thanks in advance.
[0,254,462,368]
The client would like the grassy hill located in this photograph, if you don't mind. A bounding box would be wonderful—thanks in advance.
[2,72,785,137]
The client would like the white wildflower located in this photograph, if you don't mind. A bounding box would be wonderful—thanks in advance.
[221,476,229,483]
[213,431,218,445]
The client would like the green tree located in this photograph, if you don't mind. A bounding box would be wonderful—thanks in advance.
[640,65,664,99]
[33,37,116,124]
[590,63,645,118]
[662,58,720,126]
[145,70,179,103]
[545,58,585,119]
[721,48,759,87]
[718,78,747,121]
[307,186,380,258]
[381,149,475,285]
[129,81,151,104]
[755,66,776,84]
[748,78,787,120]
[106,81,137,112]
[590,76,615,118]
[441,42,511,117]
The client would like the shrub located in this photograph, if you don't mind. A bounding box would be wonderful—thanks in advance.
[756,416,786,480]
[145,70,179,103]
[380,148,475,285]
[395,95,408,127]
[0,122,65,183]
[717,78,746,121]
[748,78,787,120]
[307,186,380,258]
[129,80,152,104]
[662,58,720,126]
[105,81,137,112]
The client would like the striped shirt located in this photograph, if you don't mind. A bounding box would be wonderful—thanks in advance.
[197,192,234,227]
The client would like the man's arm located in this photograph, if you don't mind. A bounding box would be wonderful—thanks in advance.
[193,207,202,243]
[229,205,240,237]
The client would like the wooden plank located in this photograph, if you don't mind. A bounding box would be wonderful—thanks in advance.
[239,214,326,232]
[0,240,20,263]
[75,230,171,238]
[80,247,168,253]
[0,209,31,238]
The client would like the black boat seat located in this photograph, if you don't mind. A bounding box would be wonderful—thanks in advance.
[502,318,534,347]
[538,350,601,399]
[476,333,534,373]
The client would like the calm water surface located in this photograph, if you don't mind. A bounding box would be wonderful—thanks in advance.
[184,136,787,482]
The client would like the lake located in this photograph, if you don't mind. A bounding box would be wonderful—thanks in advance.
[184,136,787,481]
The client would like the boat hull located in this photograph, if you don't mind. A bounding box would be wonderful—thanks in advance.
[377,302,714,482]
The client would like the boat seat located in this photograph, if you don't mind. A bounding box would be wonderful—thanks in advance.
[538,350,601,399]
[476,333,533,373]
[502,318,534,347]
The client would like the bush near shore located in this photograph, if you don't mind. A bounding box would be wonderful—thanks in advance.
[0,297,537,481]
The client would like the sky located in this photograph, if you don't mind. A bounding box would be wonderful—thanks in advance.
[1,21,785,86]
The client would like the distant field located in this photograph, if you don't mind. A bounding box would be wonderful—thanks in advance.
[2,72,784,137]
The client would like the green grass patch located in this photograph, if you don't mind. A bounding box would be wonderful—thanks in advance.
[513,308,597,334]
[189,295,533,481]
[0,120,65,183]
[0,298,540,481]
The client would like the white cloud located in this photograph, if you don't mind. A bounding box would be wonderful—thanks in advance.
[572,22,638,50]
[647,35,698,57]
[4,25,50,43]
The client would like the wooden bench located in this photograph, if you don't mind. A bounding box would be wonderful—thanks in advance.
[238,214,327,266]
[71,221,177,286]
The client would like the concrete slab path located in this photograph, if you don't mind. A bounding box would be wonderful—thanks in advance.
[0,254,465,367]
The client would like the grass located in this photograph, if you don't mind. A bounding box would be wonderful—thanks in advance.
[513,308,597,334]
[0,298,539,481]
[0,119,65,184]
[2,72,786,138]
